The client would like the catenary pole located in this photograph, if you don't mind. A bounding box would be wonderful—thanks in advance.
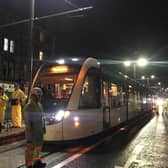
[28,0,35,100]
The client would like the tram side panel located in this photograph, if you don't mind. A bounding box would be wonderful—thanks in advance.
[102,80,127,128]
[127,87,142,119]
[63,74,102,140]
[110,106,127,127]
[63,108,103,140]
[141,92,153,112]
[127,87,152,120]
[63,59,103,140]
[110,83,127,126]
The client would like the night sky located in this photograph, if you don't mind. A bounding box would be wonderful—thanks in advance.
[37,0,168,58]
[1,0,168,86]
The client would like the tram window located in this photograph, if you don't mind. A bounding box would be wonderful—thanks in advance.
[110,83,125,107]
[103,80,109,106]
[128,88,134,103]
[79,69,100,108]
[40,74,76,99]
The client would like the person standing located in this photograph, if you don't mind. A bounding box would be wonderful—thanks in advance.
[0,87,9,132]
[24,87,46,168]
[11,83,26,128]
[162,99,168,116]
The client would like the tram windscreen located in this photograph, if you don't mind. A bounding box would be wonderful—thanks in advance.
[41,74,75,99]
[38,65,78,100]
[35,65,79,124]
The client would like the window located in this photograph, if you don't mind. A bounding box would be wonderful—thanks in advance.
[110,83,125,107]
[103,80,109,106]
[79,68,100,108]
[3,38,8,51]
[111,83,118,96]
[10,40,14,53]
[41,74,76,99]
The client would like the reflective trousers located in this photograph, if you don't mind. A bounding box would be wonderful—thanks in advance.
[0,108,6,123]
[25,126,43,167]
[11,105,22,127]
[25,142,42,167]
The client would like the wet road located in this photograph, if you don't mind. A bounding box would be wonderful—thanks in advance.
[61,114,168,168]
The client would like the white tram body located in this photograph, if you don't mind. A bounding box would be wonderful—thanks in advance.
[34,58,153,143]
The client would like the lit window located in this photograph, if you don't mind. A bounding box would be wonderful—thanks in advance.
[111,83,118,96]
[79,68,100,108]
[10,40,14,53]
[39,51,43,61]
[3,38,8,51]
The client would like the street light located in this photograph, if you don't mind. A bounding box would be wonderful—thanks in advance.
[151,75,155,79]
[123,58,148,80]
[140,75,156,87]
[137,58,148,67]
[123,61,131,67]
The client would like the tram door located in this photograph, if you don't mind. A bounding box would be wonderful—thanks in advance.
[102,80,110,128]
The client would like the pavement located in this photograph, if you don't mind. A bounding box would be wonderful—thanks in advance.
[0,121,25,145]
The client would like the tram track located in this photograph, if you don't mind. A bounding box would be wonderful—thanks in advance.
[0,135,136,168]
[0,138,74,168]
[15,134,114,168]
[0,140,26,154]
[44,126,128,168]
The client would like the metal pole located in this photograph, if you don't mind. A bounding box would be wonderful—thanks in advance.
[26,0,35,102]
[133,63,136,80]
[146,77,150,87]
[30,0,35,85]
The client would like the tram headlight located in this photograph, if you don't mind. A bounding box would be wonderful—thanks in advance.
[73,116,80,128]
[73,116,79,121]
[55,110,65,121]
[64,110,70,119]
[156,98,163,106]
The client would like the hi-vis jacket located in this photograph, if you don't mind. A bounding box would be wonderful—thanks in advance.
[0,93,9,111]
[0,93,9,122]
[12,89,26,106]
[24,99,45,145]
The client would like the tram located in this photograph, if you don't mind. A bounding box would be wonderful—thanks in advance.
[33,57,153,144]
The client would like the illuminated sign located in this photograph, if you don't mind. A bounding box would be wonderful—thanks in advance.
[50,66,68,73]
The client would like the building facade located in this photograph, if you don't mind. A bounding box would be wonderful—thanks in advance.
[0,14,54,92]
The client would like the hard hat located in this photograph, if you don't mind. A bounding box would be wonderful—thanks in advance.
[31,87,43,97]
[14,83,19,87]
